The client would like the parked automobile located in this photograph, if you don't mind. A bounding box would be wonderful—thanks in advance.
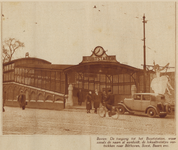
[117,93,174,118]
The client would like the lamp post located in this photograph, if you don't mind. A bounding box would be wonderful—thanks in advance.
[143,14,147,93]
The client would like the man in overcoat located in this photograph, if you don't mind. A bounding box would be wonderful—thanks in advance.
[86,91,92,113]
[93,89,102,113]
[18,90,27,110]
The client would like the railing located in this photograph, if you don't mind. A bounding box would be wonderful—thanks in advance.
[3,82,67,110]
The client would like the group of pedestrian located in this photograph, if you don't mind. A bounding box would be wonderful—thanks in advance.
[85,89,101,113]
[85,89,114,114]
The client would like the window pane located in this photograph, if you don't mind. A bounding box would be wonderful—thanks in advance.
[89,76,94,81]
[124,74,130,82]
[119,85,124,94]
[78,73,83,80]
[106,75,112,83]
[142,95,150,100]
[46,80,50,90]
[35,78,38,87]
[51,81,56,91]
[100,74,105,82]
[74,82,78,88]
[124,85,130,94]
[30,78,34,86]
[131,73,136,82]
[89,83,94,90]
[56,72,61,80]
[84,82,88,89]
[12,63,14,69]
[100,84,105,92]
[36,70,41,78]
[79,81,82,88]
[21,76,25,83]
[9,64,12,70]
[95,74,100,81]
[134,94,141,100]
[25,77,28,85]
[113,75,118,83]
[106,84,111,90]
[38,79,41,88]
[51,71,56,80]
[46,71,51,79]
[56,82,60,92]
[119,74,123,82]
[61,81,65,93]
[113,85,118,94]
[17,76,21,83]
[12,72,14,80]
[84,73,88,81]
[95,83,100,91]
[61,73,65,81]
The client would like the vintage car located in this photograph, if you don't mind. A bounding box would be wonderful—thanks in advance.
[117,93,174,118]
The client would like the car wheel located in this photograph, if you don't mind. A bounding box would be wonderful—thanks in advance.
[147,108,156,118]
[159,114,167,118]
[117,105,125,114]
[166,105,172,114]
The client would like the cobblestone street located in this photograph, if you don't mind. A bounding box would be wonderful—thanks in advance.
[3,106,175,135]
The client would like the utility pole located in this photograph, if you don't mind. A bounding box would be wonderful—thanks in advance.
[143,14,147,93]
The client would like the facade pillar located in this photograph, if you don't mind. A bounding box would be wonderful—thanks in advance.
[65,84,73,108]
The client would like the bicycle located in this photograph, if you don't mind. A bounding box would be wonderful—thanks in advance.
[98,103,119,119]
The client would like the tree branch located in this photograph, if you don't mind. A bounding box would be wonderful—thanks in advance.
[2,38,25,62]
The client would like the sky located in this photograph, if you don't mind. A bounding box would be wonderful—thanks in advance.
[1,2,176,70]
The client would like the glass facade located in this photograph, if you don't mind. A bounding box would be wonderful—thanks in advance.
[74,72,136,94]
[3,63,15,82]
[3,59,156,96]
[12,67,65,94]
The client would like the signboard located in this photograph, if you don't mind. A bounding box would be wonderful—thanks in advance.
[82,55,117,62]
[81,46,118,63]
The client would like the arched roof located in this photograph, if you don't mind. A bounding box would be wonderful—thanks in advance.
[64,61,143,75]
[3,57,51,66]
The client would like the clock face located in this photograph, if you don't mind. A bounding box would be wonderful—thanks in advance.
[94,46,104,56]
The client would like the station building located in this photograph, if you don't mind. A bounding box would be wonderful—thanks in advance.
[3,46,174,110]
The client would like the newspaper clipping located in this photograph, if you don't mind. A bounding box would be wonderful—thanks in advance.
[0,1,177,150]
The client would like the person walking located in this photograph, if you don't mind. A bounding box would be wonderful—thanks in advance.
[17,90,27,110]
[93,89,101,114]
[86,91,92,113]
[77,89,83,106]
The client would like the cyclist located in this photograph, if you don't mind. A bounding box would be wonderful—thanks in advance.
[103,90,115,117]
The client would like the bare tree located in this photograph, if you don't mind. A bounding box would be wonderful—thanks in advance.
[2,38,25,63]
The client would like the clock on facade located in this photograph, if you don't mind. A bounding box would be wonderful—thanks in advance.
[93,46,105,57]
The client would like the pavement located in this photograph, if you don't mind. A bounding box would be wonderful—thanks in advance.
[2,106,176,135]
